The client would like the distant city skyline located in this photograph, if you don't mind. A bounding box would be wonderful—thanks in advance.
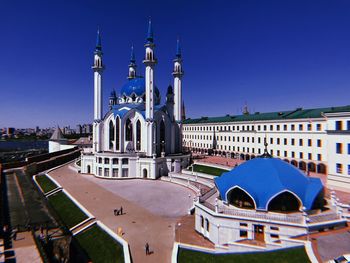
[1,0,350,127]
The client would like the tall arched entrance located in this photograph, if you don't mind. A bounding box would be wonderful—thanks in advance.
[143,169,148,178]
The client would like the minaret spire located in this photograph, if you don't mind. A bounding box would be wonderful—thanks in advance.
[128,45,137,79]
[176,37,181,58]
[92,28,105,153]
[143,19,157,157]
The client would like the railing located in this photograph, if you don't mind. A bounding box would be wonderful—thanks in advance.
[199,188,217,202]
[308,212,340,223]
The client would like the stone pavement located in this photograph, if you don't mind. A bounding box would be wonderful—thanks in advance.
[49,164,196,263]
[13,231,42,263]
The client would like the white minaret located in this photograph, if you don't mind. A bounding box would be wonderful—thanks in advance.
[143,20,157,156]
[92,30,105,152]
[173,38,184,122]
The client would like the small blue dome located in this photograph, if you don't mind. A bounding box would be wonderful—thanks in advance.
[120,77,160,97]
[215,158,323,211]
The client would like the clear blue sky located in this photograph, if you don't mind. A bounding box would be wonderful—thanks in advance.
[1,0,350,128]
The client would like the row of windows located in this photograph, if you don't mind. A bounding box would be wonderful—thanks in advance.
[336,163,350,175]
[185,143,323,161]
[185,136,322,147]
[97,157,129,165]
[184,123,323,132]
[200,216,210,232]
[335,143,350,155]
[335,120,350,131]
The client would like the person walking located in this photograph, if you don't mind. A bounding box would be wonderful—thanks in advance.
[145,242,150,255]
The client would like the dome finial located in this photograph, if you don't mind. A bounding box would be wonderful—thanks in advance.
[95,27,102,52]
[130,44,136,63]
[146,18,154,43]
[176,37,181,58]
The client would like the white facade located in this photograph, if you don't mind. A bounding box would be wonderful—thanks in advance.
[81,24,190,179]
[183,109,350,190]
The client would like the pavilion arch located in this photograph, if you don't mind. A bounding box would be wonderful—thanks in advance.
[225,186,256,210]
[143,168,148,178]
[125,118,133,141]
[136,119,141,151]
[283,159,290,163]
[240,153,245,160]
[266,190,302,212]
[291,160,298,167]
[299,161,306,171]
[317,163,327,174]
[308,162,316,173]
[251,155,256,159]
[245,154,250,160]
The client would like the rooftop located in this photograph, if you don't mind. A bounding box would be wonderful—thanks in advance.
[183,105,350,124]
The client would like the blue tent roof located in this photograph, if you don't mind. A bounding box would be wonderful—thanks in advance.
[214,158,323,211]
[110,103,166,119]
[120,77,160,97]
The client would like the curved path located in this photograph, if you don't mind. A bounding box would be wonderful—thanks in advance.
[49,163,195,263]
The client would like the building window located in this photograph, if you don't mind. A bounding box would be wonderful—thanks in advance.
[317,154,321,161]
[122,158,129,164]
[317,124,322,131]
[284,138,287,145]
[307,124,312,131]
[283,124,287,131]
[291,138,295,145]
[200,216,204,228]
[276,125,280,131]
[113,158,118,164]
[270,138,273,144]
[336,163,343,174]
[308,153,312,160]
[291,124,295,131]
[348,165,350,175]
[277,150,280,156]
[270,125,273,131]
[299,139,303,146]
[104,158,110,164]
[336,121,343,130]
[104,168,109,177]
[205,219,210,232]
[270,226,279,230]
[98,167,102,176]
[277,138,280,145]
[270,234,279,239]
[98,157,102,163]
[317,139,322,147]
[240,230,248,238]
[299,124,303,131]
[299,152,303,159]
[348,143,350,154]
[240,223,248,227]
[284,151,287,157]
[308,139,312,147]
[336,143,343,154]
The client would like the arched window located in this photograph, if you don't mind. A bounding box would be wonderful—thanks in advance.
[109,120,115,150]
[267,191,301,212]
[116,116,120,151]
[136,120,141,151]
[227,187,255,210]
[160,120,165,152]
[126,118,133,141]
[200,216,204,228]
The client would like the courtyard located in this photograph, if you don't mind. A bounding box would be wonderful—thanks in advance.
[48,163,196,263]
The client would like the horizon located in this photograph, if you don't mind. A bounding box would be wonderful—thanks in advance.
[1,0,350,127]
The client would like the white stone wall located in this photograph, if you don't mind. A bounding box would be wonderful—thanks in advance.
[195,204,306,246]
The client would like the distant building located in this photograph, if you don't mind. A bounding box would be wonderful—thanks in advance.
[76,124,82,134]
[49,126,75,152]
[183,106,350,190]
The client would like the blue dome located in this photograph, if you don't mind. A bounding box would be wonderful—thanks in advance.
[120,77,160,97]
[215,158,323,211]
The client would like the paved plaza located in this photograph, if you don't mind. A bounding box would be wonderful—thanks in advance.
[49,163,196,263]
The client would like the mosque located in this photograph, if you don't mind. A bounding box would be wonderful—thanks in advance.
[80,21,190,179]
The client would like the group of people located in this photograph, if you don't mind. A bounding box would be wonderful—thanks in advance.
[114,206,123,216]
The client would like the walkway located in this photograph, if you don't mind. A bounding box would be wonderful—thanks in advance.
[48,164,195,263]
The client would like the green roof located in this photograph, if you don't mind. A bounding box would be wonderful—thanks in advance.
[183,105,350,124]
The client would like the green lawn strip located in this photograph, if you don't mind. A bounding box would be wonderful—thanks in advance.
[48,191,88,228]
[178,246,311,263]
[192,164,228,176]
[36,175,58,193]
[75,224,124,263]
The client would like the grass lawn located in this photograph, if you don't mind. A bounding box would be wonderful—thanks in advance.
[48,191,88,228]
[192,164,228,176]
[75,224,124,263]
[36,175,58,193]
[178,246,311,263]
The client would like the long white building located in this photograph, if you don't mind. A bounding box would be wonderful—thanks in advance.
[183,106,350,190]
